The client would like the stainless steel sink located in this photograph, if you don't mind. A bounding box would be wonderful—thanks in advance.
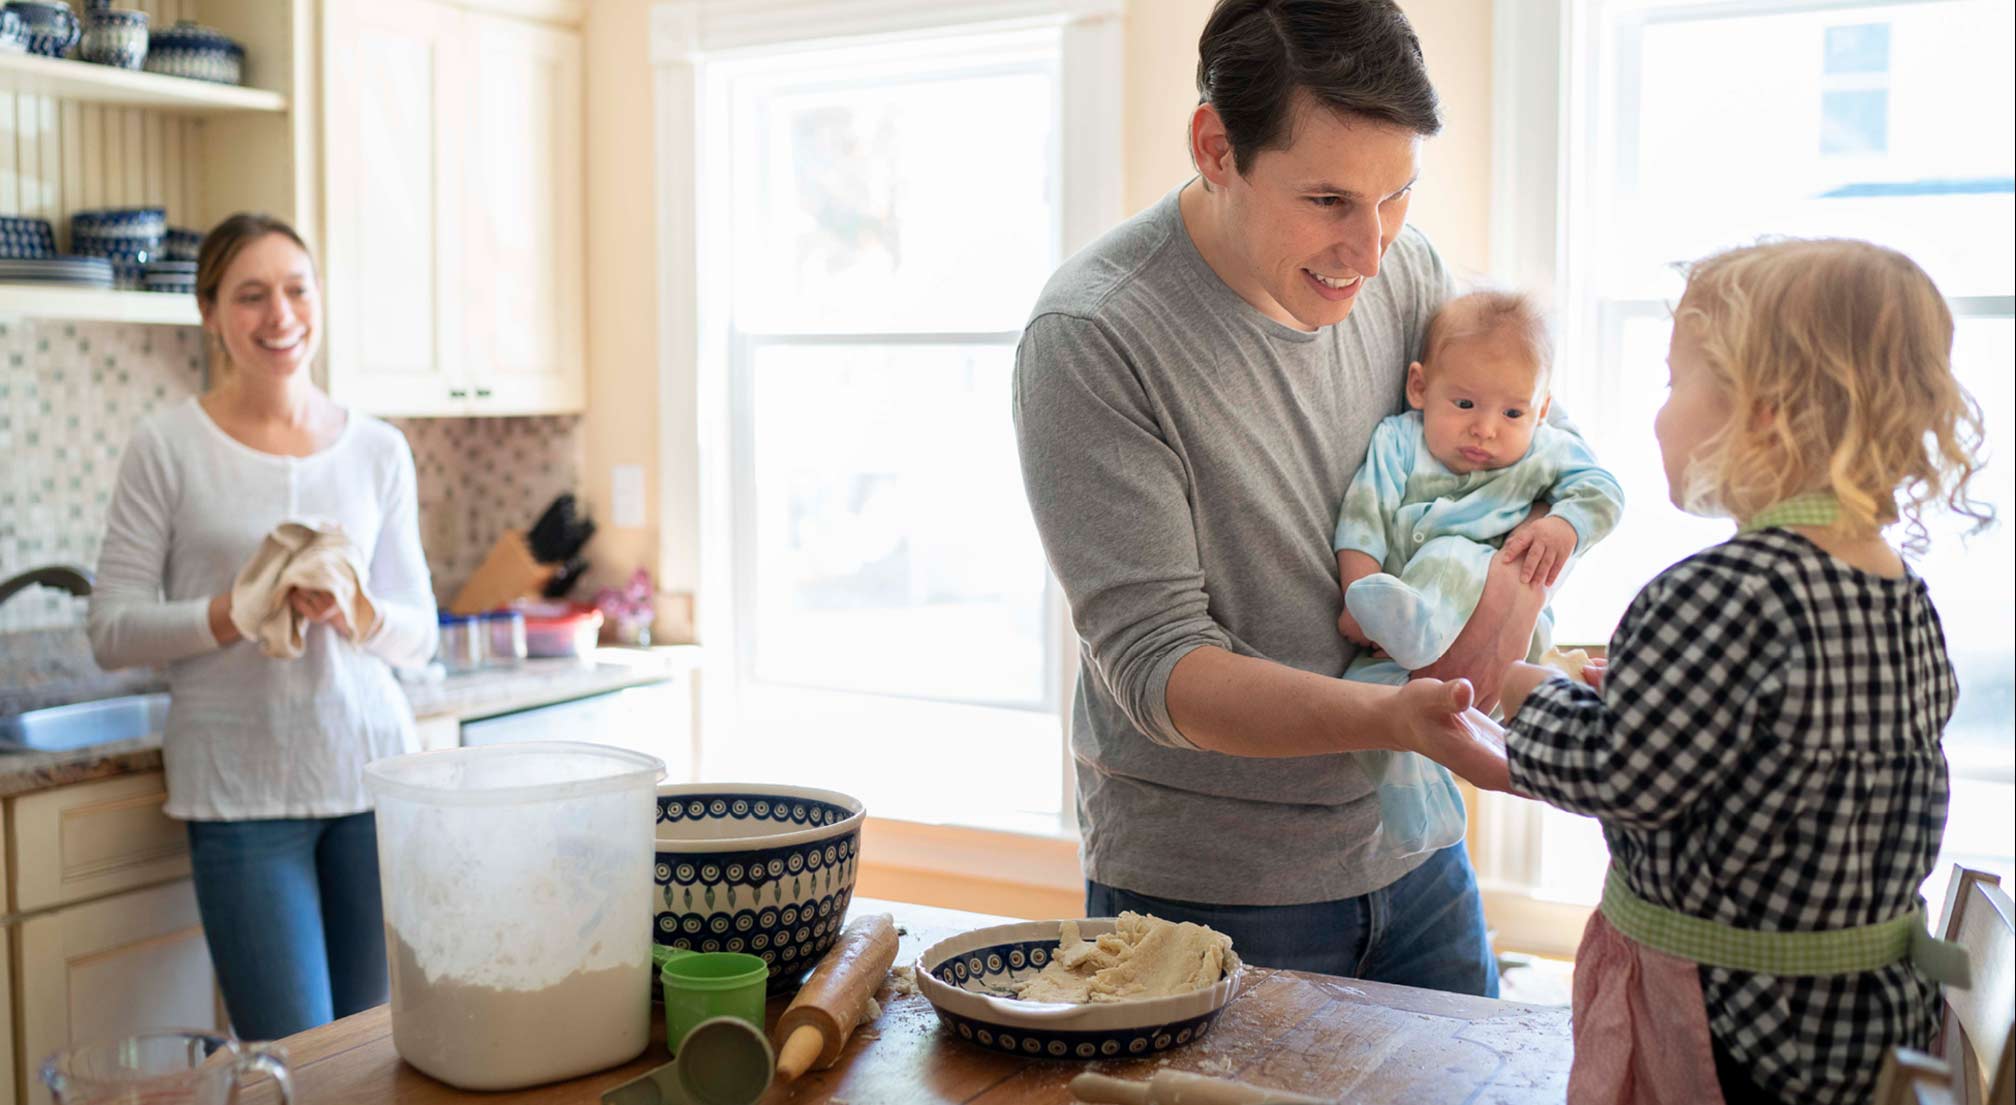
[0,693,170,754]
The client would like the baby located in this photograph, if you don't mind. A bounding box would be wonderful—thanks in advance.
[1334,290,1624,684]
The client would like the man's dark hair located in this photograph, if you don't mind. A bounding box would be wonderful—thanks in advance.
[1196,0,1442,175]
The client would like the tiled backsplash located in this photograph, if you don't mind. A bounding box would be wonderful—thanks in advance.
[1,318,586,641]
[392,415,586,603]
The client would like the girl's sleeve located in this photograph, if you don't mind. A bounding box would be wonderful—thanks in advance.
[357,436,439,669]
[1506,556,1781,827]
[87,425,220,669]
[1331,416,1415,566]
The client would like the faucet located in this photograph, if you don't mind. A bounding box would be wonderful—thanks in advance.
[0,565,94,607]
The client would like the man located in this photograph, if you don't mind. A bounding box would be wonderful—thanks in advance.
[1013,0,1544,995]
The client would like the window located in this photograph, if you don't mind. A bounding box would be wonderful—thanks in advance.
[673,8,1120,835]
[1487,0,2014,932]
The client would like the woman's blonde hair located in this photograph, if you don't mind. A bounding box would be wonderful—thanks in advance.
[1674,238,1992,554]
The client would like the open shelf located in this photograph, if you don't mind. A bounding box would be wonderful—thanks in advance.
[0,284,199,325]
[0,51,286,114]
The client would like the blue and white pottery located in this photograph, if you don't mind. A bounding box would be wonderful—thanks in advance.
[140,258,193,293]
[0,10,27,53]
[143,19,242,84]
[5,0,78,57]
[78,6,144,68]
[68,233,153,289]
[915,918,1245,1062]
[70,206,167,242]
[161,225,201,261]
[0,216,56,260]
[653,783,864,994]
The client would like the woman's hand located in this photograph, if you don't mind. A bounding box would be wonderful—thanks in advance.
[1394,678,1513,793]
[207,592,242,647]
[287,587,353,638]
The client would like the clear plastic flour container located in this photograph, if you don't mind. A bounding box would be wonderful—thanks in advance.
[364,742,666,1090]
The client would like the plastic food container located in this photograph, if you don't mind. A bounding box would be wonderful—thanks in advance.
[364,742,666,1090]
[482,610,527,668]
[518,603,603,659]
[436,613,482,673]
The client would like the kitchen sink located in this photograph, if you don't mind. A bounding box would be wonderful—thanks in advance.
[0,693,170,754]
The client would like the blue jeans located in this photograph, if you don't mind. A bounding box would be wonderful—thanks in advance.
[186,812,387,1041]
[1086,840,1498,997]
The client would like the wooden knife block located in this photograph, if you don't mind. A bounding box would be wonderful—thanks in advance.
[448,530,555,615]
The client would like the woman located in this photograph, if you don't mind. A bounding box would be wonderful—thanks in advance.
[88,213,437,1040]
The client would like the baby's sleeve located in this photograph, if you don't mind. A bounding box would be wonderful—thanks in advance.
[1505,554,1781,828]
[1540,426,1625,550]
[1332,415,1415,566]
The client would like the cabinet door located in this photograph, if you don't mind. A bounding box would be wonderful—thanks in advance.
[18,881,221,1105]
[10,772,190,914]
[322,0,470,416]
[461,13,586,415]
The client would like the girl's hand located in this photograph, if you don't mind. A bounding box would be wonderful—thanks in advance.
[1395,677,1513,793]
[1499,660,1565,720]
[1580,657,1607,690]
[287,587,354,639]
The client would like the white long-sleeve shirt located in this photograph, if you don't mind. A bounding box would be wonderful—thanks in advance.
[89,397,439,820]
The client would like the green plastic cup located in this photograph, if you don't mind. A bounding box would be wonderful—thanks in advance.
[657,947,769,1056]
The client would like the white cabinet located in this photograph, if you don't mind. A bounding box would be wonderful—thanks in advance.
[322,0,585,417]
[17,880,222,1105]
[9,772,191,914]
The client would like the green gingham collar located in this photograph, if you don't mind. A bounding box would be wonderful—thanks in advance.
[1739,493,1841,534]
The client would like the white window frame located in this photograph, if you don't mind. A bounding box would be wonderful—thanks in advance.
[648,0,1122,837]
[1484,0,2015,957]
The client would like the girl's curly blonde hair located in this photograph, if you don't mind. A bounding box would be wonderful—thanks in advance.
[1674,238,1993,554]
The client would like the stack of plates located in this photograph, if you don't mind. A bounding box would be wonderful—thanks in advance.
[0,257,117,288]
[141,259,196,294]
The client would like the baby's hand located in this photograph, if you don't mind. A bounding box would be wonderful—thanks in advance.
[1501,515,1578,586]
[1337,604,1374,649]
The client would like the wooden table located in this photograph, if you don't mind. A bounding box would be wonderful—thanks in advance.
[257,898,1571,1104]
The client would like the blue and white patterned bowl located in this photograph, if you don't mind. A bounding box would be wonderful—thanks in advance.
[161,225,201,261]
[71,206,166,241]
[653,782,864,993]
[0,215,56,260]
[143,19,241,84]
[915,918,1246,1062]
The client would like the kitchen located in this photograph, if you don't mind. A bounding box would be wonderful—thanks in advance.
[0,0,2012,1103]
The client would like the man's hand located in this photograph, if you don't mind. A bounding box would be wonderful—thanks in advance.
[1393,678,1513,792]
[287,587,354,639]
[1501,514,1578,586]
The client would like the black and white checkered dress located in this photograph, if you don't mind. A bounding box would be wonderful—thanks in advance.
[1508,528,1952,1105]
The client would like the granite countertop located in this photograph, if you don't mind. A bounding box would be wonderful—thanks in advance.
[0,646,703,800]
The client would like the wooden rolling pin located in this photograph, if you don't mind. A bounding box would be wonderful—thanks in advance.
[771,912,899,1083]
[1070,1070,1338,1105]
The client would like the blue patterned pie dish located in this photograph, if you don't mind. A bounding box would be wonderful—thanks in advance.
[653,782,864,993]
[915,918,1246,1061]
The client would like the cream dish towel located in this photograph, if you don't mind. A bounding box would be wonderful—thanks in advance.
[229,521,381,659]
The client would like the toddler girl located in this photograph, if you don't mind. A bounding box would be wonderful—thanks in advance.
[1482,239,1988,1104]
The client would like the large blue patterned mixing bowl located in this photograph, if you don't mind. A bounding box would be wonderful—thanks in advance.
[653,783,864,993]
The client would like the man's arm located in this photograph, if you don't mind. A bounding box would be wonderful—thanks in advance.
[1412,550,1549,714]
[1014,313,1485,763]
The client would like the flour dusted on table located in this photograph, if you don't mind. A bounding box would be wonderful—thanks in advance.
[1013,912,1233,1004]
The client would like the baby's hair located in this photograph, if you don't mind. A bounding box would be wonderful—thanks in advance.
[1420,289,1553,378]
[1675,237,1992,553]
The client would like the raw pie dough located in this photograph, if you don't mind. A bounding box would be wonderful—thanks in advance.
[1011,912,1233,1004]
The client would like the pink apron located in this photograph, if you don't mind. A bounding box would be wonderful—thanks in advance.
[1566,911,1727,1105]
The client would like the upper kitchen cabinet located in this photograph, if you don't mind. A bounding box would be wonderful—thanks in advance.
[321,0,586,418]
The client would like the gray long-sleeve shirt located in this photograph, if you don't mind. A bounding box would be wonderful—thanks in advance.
[1013,186,1452,904]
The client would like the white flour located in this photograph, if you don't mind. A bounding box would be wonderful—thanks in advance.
[388,926,650,1090]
